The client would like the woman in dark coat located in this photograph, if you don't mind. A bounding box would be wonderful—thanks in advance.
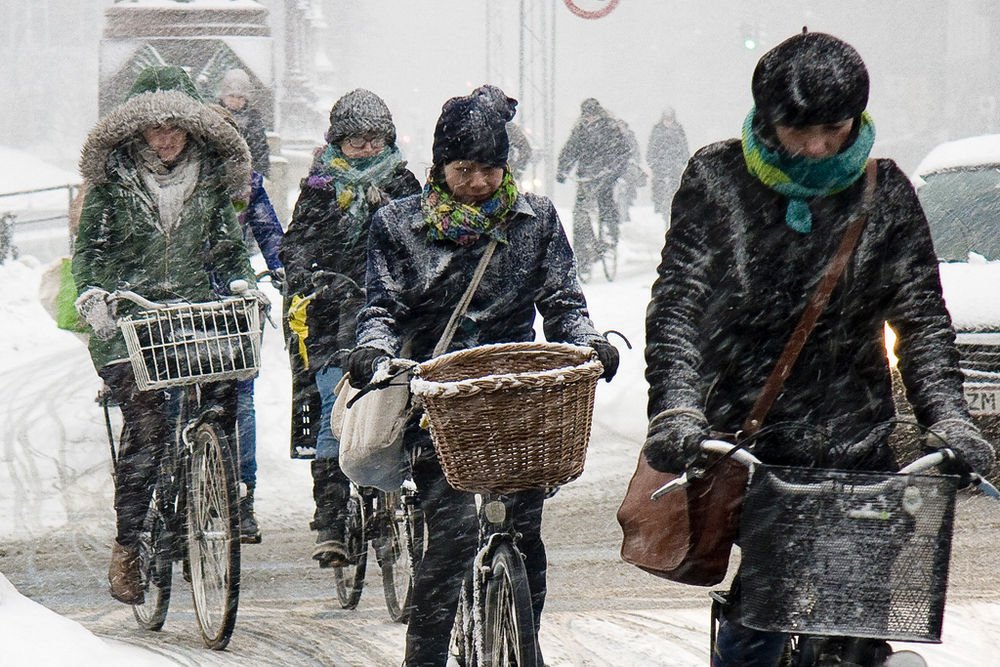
[280,88,420,565]
[348,85,619,667]
[642,32,995,666]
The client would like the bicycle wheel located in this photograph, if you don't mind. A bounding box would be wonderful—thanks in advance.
[450,575,478,667]
[132,483,173,630]
[483,542,538,667]
[187,422,241,650]
[332,492,368,609]
[378,488,425,623]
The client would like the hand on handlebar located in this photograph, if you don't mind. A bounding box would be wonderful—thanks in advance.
[74,286,118,340]
[347,346,389,389]
[925,419,996,485]
[642,408,710,474]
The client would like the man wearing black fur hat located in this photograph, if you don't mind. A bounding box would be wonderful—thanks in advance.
[642,31,994,665]
[347,84,620,666]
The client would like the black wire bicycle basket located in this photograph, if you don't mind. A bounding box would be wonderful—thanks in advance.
[738,465,958,642]
[119,297,262,390]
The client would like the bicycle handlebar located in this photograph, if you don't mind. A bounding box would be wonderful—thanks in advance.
[650,440,999,501]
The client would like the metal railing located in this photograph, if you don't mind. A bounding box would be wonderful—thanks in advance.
[0,183,81,263]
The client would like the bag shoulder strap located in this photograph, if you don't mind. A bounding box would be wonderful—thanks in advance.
[741,159,878,437]
[432,235,500,357]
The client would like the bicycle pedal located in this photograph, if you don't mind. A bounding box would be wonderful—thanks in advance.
[240,532,262,545]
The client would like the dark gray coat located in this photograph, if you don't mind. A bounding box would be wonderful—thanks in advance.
[645,139,970,468]
[356,192,604,361]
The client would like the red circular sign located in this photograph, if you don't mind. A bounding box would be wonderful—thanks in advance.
[563,0,620,20]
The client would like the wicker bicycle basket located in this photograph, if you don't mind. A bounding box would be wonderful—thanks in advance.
[119,297,262,391]
[410,342,603,494]
[739,465,958,642]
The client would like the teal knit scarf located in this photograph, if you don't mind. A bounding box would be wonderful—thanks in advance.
[741,107,875,233]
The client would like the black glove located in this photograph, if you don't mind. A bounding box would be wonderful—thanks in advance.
[925,419,996,480]
[347,346,388,389]
[642,409,710,474]
[269,267,285,292]
[555,172,566,184]
[589,338,619,382]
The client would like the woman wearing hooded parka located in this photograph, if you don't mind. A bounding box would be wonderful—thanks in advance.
[641,32,996,665]
[347,85,619,666]
[74,65,255,606]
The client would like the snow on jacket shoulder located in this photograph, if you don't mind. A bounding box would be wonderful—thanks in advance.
[645,138,968,467]
[357,191,604,361]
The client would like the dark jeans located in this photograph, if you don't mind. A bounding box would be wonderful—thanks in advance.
[403,427,548,666]
[236,377,256,488]
[100,362,238,548]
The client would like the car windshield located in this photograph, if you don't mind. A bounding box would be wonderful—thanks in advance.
[918,166,1000,261]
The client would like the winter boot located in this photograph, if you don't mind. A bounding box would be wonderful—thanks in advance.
[108,540,144,606]
[310,458,351,567]
[239,483,262,544]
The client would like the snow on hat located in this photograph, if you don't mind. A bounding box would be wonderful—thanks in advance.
[325,88,397,145]
[219,68,253,99]
[432,84,517,168]
[752,31,869,127]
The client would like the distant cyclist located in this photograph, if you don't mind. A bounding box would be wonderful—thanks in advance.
[74,65,255,606]
[642,31,996,666]
[556,98,630,270]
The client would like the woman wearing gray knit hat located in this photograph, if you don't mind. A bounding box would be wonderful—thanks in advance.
[280,88,420,568]
[346,84,620,666]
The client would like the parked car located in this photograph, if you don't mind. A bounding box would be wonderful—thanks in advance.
[909,134,1000,468]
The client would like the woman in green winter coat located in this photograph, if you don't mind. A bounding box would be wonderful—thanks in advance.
[73,65,255,606]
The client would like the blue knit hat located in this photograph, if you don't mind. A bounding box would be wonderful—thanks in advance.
[432,85,517,167]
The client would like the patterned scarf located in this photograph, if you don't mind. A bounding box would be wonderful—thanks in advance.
[741,107,875,233]
[422,169,519,246]
[305,142,405,236]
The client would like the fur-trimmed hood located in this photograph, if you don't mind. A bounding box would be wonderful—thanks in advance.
[79,88,251,199]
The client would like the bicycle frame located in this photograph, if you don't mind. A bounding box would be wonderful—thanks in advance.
[452,492,539,667]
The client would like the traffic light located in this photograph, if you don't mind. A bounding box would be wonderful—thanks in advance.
[741,22,759,50]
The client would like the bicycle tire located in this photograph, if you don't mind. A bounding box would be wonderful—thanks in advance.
[333,493,368,609]
[132,484,173,630]
[379,488,425,623]
[449,575,478,667]
[187,422,241,650]
[483,542,539,667]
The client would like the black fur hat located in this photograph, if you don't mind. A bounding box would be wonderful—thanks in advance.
[432,85,517,168]
[752,31,869,127]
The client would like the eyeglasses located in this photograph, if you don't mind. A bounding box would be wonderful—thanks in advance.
[345,135,387,149]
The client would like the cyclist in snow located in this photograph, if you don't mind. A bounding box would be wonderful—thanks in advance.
[641,31,996,666]
[646,106,689,226]
[217,67,270,178]
[556,98,630,273]
[73,65,256,606]
[347,84,619,666]
[280,88,420,567]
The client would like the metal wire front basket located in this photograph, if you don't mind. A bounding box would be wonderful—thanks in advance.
[738,465,958,642]
[119,297,262,390]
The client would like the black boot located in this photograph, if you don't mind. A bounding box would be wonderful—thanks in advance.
[310,458,351,567]
[239,483,262,544]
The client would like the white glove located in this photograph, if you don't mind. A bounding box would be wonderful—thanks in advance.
[74,287,117,340]
[365,184,388,207]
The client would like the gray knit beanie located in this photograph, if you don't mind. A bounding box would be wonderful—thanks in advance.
[325,89,397,145]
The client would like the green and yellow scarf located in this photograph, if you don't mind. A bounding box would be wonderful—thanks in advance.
[422,169,519,246]
[741,107,875,233]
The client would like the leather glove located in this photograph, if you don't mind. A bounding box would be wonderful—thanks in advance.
[269,267,285,292]
[588,338,619,382]
[74,287,117,341]
[925,419,996,481]
[642,409,710,474]
[347,346,389,389]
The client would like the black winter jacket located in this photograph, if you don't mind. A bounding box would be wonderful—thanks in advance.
[356,192,604,361]
[645,139,970,468]
[281,162,420,371]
